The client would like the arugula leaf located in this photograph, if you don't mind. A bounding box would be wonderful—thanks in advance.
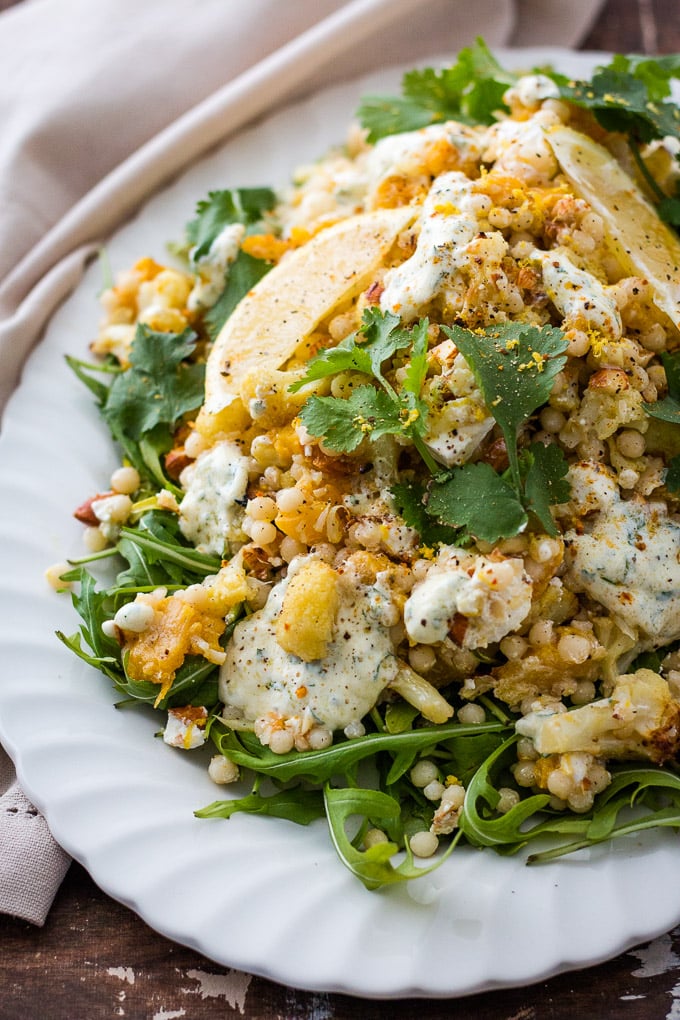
[390,479,460,547]
[203,250,272,342]
[522,442,570,536]
[102,324,204,442]
[442,322,567,491]
[323,784,453,889]
[358,38,516,141]
[197,788,325,826]
[186,187,276,261]
[210,719,507,785]
[427,461,528,543]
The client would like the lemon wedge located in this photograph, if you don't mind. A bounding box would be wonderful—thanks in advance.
[548,125,680,331]
[195,207,417,438]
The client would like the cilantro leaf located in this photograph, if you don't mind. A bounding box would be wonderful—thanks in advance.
[294,313,439,470]
[643,351,680,425]
[186,187,276,260]
[299,385,402,453]
[426,462,528,543]
[551,55,680,146]
[289,309,410,392]
[522,442,570,536]
[103,324,205,441]
[667,455,680,494]
[657,195,680,229]
[203,250,272,341]
[442,322,567,490]
[400,317,430,423]
[390,479,460,547]
[358,38,516,141]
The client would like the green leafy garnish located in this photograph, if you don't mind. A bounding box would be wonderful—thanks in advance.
[103,325,204,441]
[390,479,460,547]
[427,461,528,543]
[419,323,569,541]
[442,323,567,490]
[522,442,572,533]
[296,310,438,472]
[358,38,516,141]
[186,187,276,261]
[203,251,271,341]
[644,351,680,425]
[205,719,506,887]
[666,455,680,494]
[551,55,680,147]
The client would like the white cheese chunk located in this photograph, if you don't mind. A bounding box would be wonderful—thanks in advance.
[404,547,533,648]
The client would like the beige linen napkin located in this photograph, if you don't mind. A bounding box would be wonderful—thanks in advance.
[0,0,604,924]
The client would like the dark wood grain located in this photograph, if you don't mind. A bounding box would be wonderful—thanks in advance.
[3,0,680,1017]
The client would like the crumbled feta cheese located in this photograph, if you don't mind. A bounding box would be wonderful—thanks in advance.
[422,350,494,467]
[163,707,208,750]
[404,547,533,649]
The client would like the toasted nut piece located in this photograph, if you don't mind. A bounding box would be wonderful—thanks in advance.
[165,447,193,480]
[73,492,114,525]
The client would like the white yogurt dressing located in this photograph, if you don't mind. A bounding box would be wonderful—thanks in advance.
[188,222,246,312]
[179,440,249,555]
[565,487,680,646]
[528,246,622,337]
[380,172,504,322]
[219,556,399,734]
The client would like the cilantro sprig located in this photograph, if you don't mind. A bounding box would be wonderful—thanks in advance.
[294,315,569,542]
[67,324,205,493]
[186,187,276,261]
[442,323,567,492]
[184,186,276,339]
[424,324,569,540]
[358,38,516,141]
[294,309,439,473]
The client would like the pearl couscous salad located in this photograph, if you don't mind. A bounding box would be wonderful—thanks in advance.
[56,42,680,886]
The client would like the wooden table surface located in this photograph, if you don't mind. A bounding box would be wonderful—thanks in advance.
[3,1,680,1017]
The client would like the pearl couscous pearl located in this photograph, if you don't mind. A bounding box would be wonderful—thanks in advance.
[110,465,140,495]
[409,831,439,858]
[208,755,240,784]
[410,759,439,788]
[457,703,486,725]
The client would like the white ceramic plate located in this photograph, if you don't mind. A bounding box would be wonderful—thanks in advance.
[2,49,679,999]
